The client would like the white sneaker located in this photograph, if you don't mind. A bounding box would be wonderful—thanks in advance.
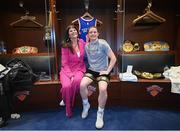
[11,113,21,119]
[59,100,65,106]
[95,111,104,129]
[81,103,90,119]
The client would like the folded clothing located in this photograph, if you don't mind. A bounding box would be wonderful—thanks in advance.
[163,66,180,94]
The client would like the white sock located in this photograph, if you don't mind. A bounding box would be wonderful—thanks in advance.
[82,99,89,105]
[98,107,104,113]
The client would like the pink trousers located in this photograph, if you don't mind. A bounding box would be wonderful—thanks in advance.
[60,71,84,117]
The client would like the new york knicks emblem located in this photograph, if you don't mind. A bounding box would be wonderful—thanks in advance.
[146,85,163,97]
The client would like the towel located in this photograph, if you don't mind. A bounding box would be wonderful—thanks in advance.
[163,66,180,94]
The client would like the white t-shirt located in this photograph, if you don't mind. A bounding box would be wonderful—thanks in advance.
[85,39,111,72]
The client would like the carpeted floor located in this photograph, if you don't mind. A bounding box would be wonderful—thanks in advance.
[1,106,180,130]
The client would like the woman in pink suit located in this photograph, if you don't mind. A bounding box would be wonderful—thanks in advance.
[59,25,86,117]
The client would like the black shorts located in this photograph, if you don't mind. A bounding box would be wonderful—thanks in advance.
[83,69,110,84]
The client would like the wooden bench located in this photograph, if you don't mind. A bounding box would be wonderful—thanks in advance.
[14,75,180,112]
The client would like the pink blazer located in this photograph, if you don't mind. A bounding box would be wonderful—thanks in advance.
[60,39,86,78]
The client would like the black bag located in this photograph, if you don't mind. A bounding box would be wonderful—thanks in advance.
[0,94,12,121]
[0,58,38,124]
[6,58,38,91]
[0,80,12,121]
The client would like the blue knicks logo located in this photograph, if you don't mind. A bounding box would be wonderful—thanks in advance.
[146,85,163,97]
[81,28,88,33]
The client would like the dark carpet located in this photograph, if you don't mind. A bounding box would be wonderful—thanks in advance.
[1,106,180,130]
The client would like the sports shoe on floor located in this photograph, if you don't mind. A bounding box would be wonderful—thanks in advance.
[81,103,90,119]
[95,111,104,129]
[59,100,65,106]
[11,113,21,119]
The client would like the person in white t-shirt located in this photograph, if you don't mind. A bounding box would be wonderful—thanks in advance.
[80,26,117,129]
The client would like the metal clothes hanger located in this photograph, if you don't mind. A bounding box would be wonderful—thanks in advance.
[10,1,43,28]
[71,12,92,23]
[10,15,43,28]
[81,11,94,19]
[72,11,103,25]
[72,0,102,25]
[133,1,166,25]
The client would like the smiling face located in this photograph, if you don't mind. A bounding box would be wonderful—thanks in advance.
[88,27,99,42]
[68,27,78,40]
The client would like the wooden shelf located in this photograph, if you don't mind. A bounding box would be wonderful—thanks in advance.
[34,80,60,85]
[0,53,54,57]
[137,78,170,83]
[99,75,171,83]
[119,78,170,83]
[122,51,175,55]
[34,76,121,85]
[110,75,120,82]
[117,76,170,83]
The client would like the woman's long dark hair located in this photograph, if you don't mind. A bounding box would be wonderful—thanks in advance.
[62,25,79,53]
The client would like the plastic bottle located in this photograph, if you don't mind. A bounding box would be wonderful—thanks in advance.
[0,41,3,54]
[0,41,7,54]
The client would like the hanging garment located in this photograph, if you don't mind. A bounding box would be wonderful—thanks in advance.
[78,17,97,41]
